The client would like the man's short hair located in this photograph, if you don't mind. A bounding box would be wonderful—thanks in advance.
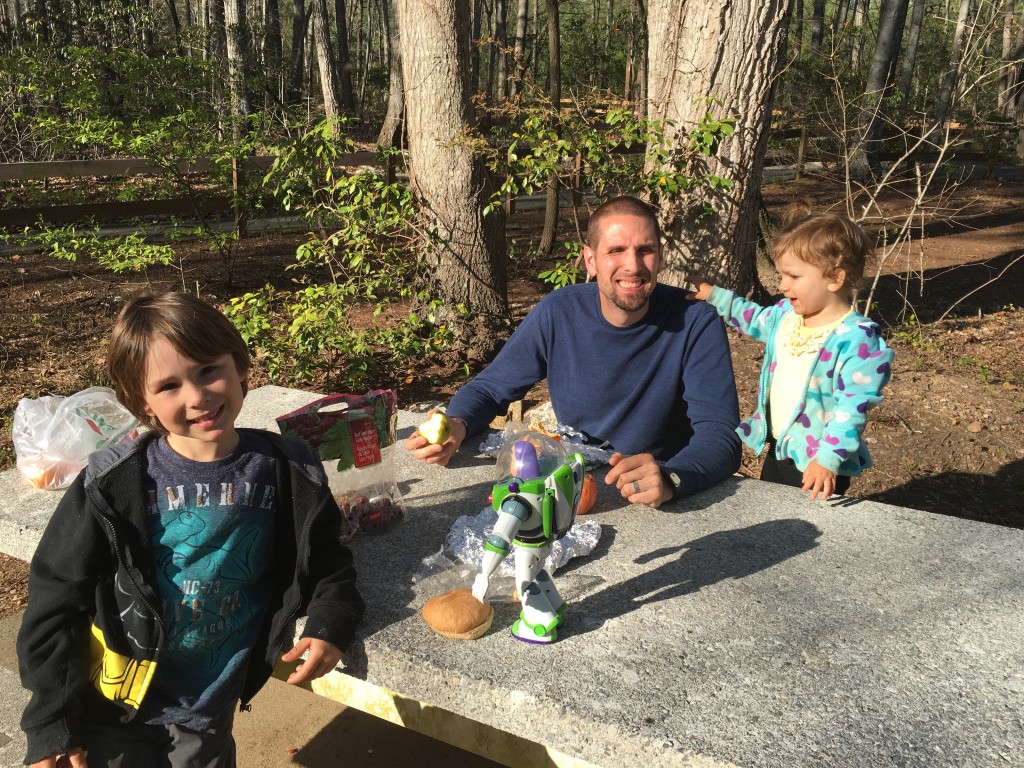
[586,196,661,249]
[107,292,251,433]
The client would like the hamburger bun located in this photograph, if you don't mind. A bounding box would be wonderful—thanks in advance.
[422,589,494,640]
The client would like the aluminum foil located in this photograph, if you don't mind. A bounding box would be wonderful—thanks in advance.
[411,507,602,601]
[445,506,601,577]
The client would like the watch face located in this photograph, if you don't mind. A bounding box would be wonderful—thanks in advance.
[667,470,682,489]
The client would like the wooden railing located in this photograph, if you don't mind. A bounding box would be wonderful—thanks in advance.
[0,152,378,228]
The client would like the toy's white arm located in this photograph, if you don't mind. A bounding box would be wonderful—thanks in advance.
[472,498,528,601]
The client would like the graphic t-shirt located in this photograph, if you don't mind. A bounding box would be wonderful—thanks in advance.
[140,432,277,729]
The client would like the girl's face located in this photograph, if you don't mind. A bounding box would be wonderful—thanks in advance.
[775,250,848,325]
[141,337,245,461]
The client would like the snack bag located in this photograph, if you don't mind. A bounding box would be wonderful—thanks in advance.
[13,386,140,490]
[277,391,404,541]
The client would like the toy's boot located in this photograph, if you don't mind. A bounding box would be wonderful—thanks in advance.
[512,577,561,644]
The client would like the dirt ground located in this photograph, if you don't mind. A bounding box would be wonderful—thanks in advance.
[1,173,1023,620]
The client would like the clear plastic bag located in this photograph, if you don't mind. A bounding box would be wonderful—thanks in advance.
[276,390,405,542]
[12,386,140,490]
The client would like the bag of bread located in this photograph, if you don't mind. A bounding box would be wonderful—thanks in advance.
[13,387,140,490]
[276,390,404,541]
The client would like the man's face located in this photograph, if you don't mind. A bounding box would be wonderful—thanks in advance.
[583,213,662,327]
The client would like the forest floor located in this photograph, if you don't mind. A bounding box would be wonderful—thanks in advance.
[1,171,1023,618]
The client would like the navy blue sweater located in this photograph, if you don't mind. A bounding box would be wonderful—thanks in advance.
[448,282,741,497]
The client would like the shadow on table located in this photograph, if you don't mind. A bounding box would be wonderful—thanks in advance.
[566,518,821,638]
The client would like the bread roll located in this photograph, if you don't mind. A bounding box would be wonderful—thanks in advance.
[422,589,494,640]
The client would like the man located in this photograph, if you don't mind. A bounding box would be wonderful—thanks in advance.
[404,196,741,508]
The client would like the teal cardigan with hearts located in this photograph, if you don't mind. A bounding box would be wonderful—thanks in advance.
[706,286,894,476]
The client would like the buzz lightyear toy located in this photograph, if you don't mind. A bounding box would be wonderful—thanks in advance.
[471,432,585,644]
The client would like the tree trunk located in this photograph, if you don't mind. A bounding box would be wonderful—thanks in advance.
[538,0,560,256]
[166,0,182,34]
[289,0,309,102]
[377,0,404,149]
[850,0,866,68]
[335,0,356,112]
[646,0,790,293]
[933,0,972,128]
[605,0,615,51]
[223,0,252,125]
[848,0,910,180]
[897,0,926,109]
[810,0,825,52]
[509,0,528,97]
[396,0,510,362]
[494,0,508,99]
[311,0,342,122]
[998,0,1014,114]
[263,0,283,104]
[793,0,803,58]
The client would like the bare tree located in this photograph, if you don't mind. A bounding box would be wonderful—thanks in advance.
[509,0,529,97]
[810,0,826,52]
[223,0,252,124]
[335,0,356,112]
[311,0,342,122]
[645,0,790,292]
[377,0,404,148]
[898,0,927,108]
[537,0,561,256]
[934,0,972,128]
[396,0,510,360]
[848,0,911,179]
[289,0,311,102]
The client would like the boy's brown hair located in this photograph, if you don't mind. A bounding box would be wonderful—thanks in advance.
[107,292,251,434]
[771,201,873,292]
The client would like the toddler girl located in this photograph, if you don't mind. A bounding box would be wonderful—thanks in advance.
[688,202,893,499]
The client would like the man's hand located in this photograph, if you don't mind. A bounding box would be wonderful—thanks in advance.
[684,274,714,301]
[801,460,837,500]
[605,453,673,508]
[31,748,88,768]
[281,638,343,685]
[403,411,467,466]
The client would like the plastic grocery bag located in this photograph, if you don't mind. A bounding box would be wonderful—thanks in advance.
[276,390,405,542]
[12,386,140,490]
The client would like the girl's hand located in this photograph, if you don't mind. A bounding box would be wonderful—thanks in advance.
[801,461,837,500]
[684,274,714,301]
[281,638,343,685]
[31,748,88,768]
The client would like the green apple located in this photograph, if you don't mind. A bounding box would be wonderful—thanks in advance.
[418,412,452,445]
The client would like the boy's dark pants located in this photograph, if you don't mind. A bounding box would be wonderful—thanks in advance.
[761,441,851,496]
[81,697,236,768]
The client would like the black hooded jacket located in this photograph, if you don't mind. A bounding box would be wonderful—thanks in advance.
[17,429,364,764]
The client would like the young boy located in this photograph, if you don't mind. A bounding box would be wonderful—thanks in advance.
[17,292,364,768]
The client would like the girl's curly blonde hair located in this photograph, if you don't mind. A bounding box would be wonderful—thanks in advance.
[771,201,873,294]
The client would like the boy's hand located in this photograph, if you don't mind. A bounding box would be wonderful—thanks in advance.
[402,410,466,466]
[31,748,88,768]
[605,452,673,509]
[802,461,837,500]
[281,638,343,685]
[684,274,714,301]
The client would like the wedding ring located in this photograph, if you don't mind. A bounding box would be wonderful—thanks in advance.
[632,480,641,494]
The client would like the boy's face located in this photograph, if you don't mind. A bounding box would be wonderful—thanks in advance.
[142,337,246,461]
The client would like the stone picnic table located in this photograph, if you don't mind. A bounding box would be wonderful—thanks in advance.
[1,385,1021,768]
